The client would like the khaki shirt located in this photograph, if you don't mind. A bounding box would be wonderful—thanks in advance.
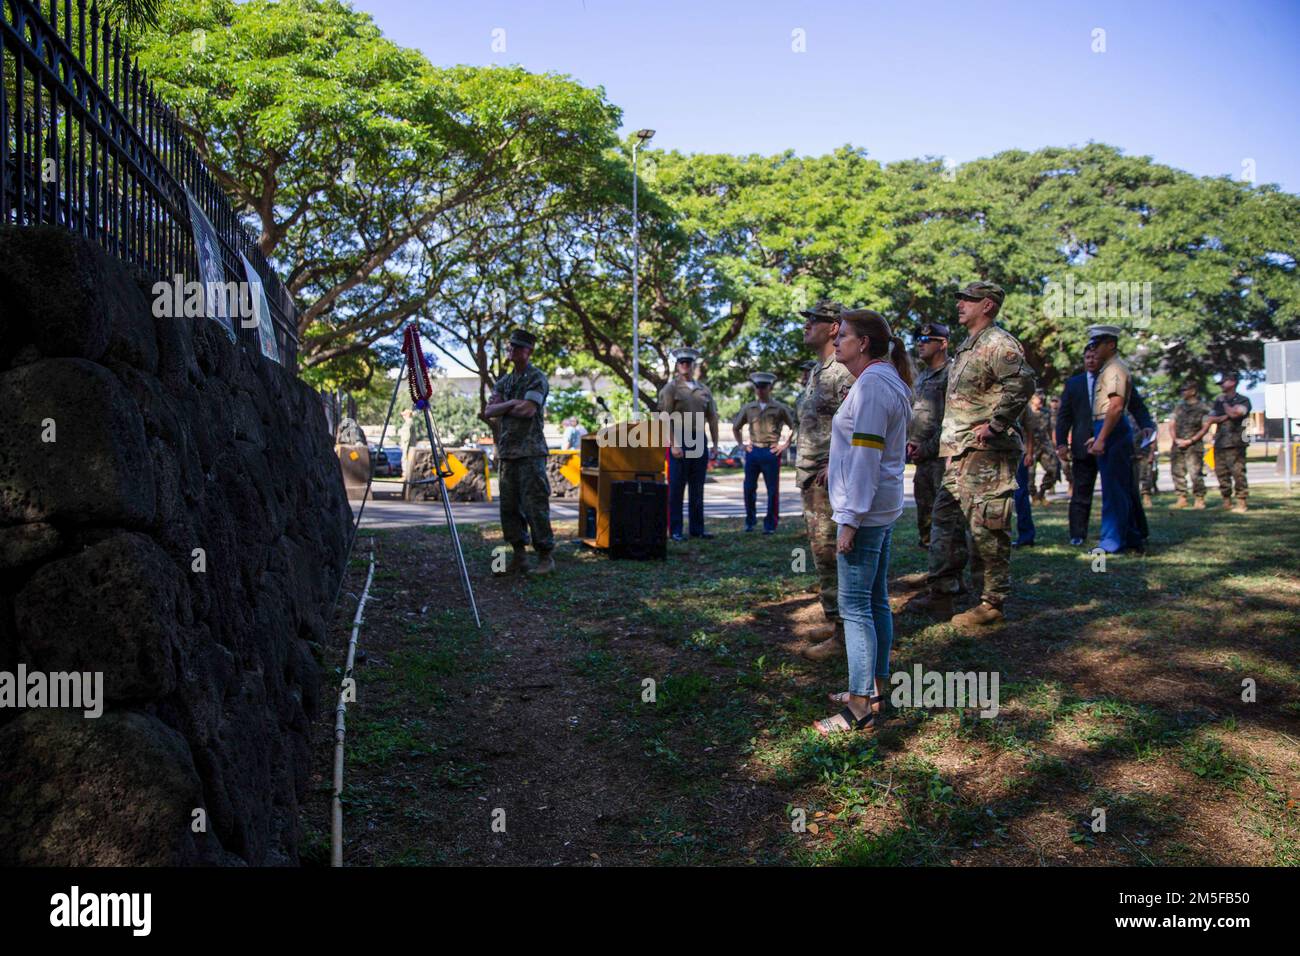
[939,323,1035,457]
[733,401,795,450]
[657,378,719,454]
[795,356,854,486]
[1093,356,1132,420]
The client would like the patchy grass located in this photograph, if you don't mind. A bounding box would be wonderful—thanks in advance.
[304,485,1300,866]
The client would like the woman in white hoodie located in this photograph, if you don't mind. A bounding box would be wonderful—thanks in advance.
[814,310,913,735]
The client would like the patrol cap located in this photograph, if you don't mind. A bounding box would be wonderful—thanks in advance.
[1180,379,1200,392]
[672,347,702,364]
[799,299,846,321]
[1086,324,1122,346]
[955,281,1005,305]
[917,321,950,338]
[508,328,537,348]
[749,372,776,387]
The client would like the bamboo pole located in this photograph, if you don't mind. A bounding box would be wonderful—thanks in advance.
[332,546,375,868]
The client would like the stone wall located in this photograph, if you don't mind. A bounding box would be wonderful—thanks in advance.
[0,226,351,865]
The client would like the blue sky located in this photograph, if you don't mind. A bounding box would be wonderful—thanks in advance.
[356,0,1300,192]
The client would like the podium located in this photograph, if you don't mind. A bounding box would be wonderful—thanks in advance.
[578,421,668,549]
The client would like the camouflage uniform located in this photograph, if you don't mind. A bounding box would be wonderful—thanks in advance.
[796,355,854,623]
[1170,398,1211,496]
[1051,404,1072,490]
[909,359,948,547]
[938,323,1036,609]
[1026,404,1059,497]
[1212,393,1252,501]
[493,364,554,553]
[1132,418,1157,496]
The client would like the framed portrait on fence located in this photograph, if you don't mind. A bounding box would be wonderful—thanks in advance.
[184,186,237,343]
[240,251,281,365]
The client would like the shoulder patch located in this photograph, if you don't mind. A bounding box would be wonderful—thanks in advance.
[1004,350,1019,364]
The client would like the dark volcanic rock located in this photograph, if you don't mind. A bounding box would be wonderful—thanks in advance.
[0,709,227,866]
[0,226,349,866]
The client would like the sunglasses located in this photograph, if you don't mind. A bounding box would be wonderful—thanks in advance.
[916,336,946,344]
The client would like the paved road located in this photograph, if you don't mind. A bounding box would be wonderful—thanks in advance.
[355,460,1292,530]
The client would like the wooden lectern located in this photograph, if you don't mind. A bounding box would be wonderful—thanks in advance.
[578,421,668,548]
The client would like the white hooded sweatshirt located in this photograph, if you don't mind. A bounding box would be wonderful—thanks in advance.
[828,361,913,529]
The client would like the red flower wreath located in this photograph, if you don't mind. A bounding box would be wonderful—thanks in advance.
[402,323,433,410]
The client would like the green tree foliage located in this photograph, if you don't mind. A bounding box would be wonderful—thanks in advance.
[134,0,620,372]
[124,2,1296,408]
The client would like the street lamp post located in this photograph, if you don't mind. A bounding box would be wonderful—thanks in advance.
[631,128,655,419]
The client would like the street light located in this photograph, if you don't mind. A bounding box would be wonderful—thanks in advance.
[631,128,655,419]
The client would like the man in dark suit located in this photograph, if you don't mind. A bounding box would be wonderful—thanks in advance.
[1055,343,1155,546]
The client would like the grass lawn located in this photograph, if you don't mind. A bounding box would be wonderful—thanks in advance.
[303,486,1299,866]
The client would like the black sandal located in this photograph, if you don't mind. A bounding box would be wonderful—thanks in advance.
[826,692,893,720]
[869,694,893,720]
[814,706,873,736]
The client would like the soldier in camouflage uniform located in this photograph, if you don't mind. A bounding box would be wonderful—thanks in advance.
[906,322,952,548]
[899,323,970,618]
[1050,396,1072,494]
[1168,380,1211,509]
[481,329,555,575]
[1025,390,1059,504]
[793,301,855,661]
[1207,372,1252,512]
[1133,413,1158,507]
[937,281,1036,627]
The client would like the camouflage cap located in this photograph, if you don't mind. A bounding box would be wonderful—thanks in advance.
[799,299,846,321]
[749,372,776,387]
[917,321,950,338]
[1180,379,1201,392]
[508,328,537,348]
[955,281,1005,305]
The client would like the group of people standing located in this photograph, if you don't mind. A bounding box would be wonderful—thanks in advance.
[790,285,1245,737]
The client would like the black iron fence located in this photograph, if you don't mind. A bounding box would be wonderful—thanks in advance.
[1,0,299,366]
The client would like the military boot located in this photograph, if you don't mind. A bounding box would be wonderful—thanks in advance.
[1233,498,1248,514]
[906,591,955,620]
[806,621,837,641]
[895,571,930,590]
[951,602,1004,627]
[532,551,556,575]
[801,624,844,662]
[1171,495,1188,509]
[1192,496,1206,510]
[1222,496,1234,510]
[498,543,528,576]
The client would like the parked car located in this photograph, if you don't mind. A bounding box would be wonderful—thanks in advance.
[715,445,745,468]
[370,446,403,478]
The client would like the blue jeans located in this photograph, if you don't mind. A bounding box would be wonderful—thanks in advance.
[836,523,894,697]
[1014,458,1035,544]
[743,447,781,531]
